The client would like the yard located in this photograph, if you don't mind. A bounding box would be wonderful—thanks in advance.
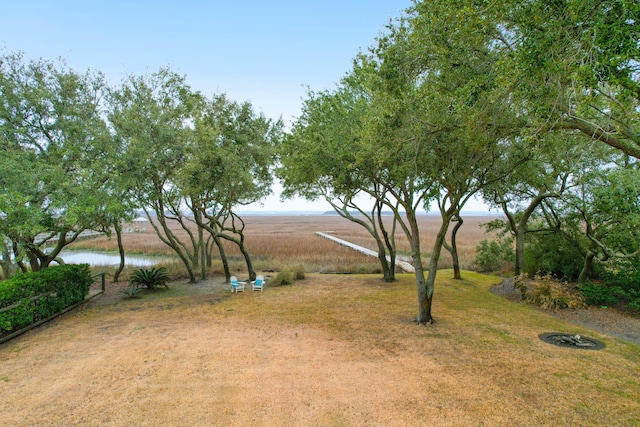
[1,271,638,426]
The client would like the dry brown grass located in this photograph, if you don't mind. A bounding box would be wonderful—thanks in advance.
[1,272,638,426]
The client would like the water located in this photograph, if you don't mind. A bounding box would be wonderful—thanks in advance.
[59,250,172,267]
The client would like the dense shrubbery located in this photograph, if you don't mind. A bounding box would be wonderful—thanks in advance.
[524,232,587,280]
[0,264,93,334]
[474,238,514,272]
[579,258,640,311]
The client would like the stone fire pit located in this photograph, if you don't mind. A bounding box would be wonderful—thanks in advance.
[539,332,605,350]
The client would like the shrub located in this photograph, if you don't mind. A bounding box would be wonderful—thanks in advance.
[526,274,585,310]
[474,238,513,272]
[524,232,588,280]
[129,267,170,290]
[292,265,306,280]
[513,274,528,300]
[0,264,92,334]
[120,287,143,298]
[268,270,295,287]
[578,282,618,306]
[597,257,640,311]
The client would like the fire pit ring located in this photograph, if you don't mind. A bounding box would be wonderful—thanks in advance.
[539,332,605,350]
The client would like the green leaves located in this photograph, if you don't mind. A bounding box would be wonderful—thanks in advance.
[0,53,126,271]
[128,267,170,290]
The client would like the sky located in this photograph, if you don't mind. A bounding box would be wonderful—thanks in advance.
[1,0,490,213]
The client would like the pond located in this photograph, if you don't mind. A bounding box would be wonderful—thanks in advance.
[58,250,173,267]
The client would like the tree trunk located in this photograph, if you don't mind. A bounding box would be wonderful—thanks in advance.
[149,209,197,283]
[213,233,231,283]
[238,242,256,281]
[198,223,206,280]
[443,216,464,280]
[514,227,525,277]
[578,249,596,286]
[423,214,451,323]
[405,210,433,324]
[377,205,397,282]
[1,239,14,278]
[113,222,125,283]
[330,198,397,282]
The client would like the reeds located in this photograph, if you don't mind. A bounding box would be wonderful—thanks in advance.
[74,214,502,275]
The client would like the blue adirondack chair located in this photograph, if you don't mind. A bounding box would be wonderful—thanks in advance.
[252,275,265,291]
[230,276,246,293]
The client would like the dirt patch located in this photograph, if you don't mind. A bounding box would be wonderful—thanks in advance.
[491,278,640,346]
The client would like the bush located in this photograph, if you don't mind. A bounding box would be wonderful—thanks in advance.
[597,257,640,311]
[121,287,143,299]
[0,264,92,334]
[524,232,588,280]
[268,270,295,287]
[129,267,170,290]
[474,238,514,272]
[578,282,618,306]
[292,265,306,280]
[526,274,585,310]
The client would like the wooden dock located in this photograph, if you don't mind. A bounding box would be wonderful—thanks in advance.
[315,232,415,273]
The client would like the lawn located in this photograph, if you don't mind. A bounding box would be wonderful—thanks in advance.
[1,271,638,426]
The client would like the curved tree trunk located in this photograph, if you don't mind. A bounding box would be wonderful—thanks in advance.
[514,227,526,277]
[113,222,125,283]
[404,209,432,324]
[376,203,397,282]
[215,213,256,281]
[145,207,197,283]
[330,198,397,282]
[423,214,451,323]
[213,234,231,283]
[443,216,464,280]
[198,220,206,280]
[578,250,596,286]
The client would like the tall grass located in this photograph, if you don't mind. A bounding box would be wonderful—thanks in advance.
[74,214,502,276]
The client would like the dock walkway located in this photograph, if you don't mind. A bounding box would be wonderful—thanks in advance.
[315,232,415,273]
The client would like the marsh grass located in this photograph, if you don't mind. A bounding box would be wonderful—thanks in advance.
[76,215,502,276]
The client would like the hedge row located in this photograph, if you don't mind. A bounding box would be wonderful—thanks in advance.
[0,264,93,335]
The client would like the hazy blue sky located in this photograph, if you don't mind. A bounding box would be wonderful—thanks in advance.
[1,1,490,212]
[2,1,409,125]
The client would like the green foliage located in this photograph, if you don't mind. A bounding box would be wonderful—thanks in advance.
[268,270,295,287]
[510,0,640,158]
[524,232,587,280]
[578,282,618,306]
[120,287,143,299]
[0,264,92,334]
[474,238,514,272]
[129,267,170,290]
[0,52,132,271]
[592,257,640,311]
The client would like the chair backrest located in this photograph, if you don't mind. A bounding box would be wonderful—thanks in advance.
[255,275,264,285]
[231,276,238,285]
